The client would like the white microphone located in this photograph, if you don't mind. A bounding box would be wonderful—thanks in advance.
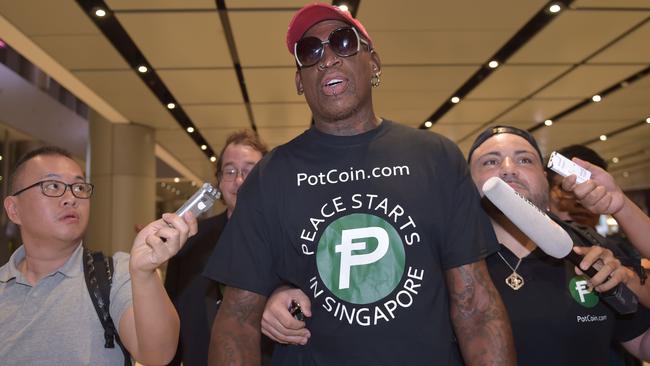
[481,176,638,315]
[481,176,572,258]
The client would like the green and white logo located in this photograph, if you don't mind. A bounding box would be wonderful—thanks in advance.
[316,213,405,304]
[569,276,599,308]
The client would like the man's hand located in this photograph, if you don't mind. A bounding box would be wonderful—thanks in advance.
[261,286,311,345]
[561,158,625,215]
[573,246,631,292]
[130,212,198,276]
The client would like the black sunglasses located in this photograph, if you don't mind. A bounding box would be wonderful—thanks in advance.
[294,27,371,68]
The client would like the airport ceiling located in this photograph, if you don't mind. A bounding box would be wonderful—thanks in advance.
[0,0,649,190]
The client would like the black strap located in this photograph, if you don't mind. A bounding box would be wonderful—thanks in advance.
[83,248,133,366]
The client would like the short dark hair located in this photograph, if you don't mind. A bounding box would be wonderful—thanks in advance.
[9,146,75,194]
[215,130,268,179]
[546,144,607,185]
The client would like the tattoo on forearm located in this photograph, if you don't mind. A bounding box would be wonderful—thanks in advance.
[447,262,516,366]
[209,287,266,366]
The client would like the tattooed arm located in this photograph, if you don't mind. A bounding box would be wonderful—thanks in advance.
[445,260,516,366]
[208,286,267,366]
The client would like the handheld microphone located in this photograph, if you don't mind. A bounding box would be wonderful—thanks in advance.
[482,177,638,315]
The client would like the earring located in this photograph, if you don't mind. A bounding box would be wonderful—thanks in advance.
[371,73,381,88]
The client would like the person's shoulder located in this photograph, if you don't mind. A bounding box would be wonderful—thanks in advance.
[384,120,463,157]
[384,120,456,146]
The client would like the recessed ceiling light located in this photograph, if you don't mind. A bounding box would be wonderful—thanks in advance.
[599,134,607,141]
[167,103,175,109]
[210,156,217,162]
[646,117,650,123]
[488,60,499,69]
[592,95,602,102]
[0,155,3,160]
[612,157,619,163]
[137,65,148,73]
[187,126,195,133]
[201,144,207,151]
[549,3,562,13]
[424,121,433,128]
[338,4,349,12]
[544,119,553,126]
[451,96,460,104]
[623,171,630,178]
[94,8,107,17]
[174,177,180,183]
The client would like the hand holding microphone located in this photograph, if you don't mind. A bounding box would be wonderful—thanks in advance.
[481,176,638,315]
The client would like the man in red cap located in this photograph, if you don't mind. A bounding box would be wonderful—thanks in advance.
[204,3,515,365]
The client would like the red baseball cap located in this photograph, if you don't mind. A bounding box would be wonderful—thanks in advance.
[286,3,372,55]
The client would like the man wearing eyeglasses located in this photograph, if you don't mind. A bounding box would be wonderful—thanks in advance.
[0,146,197,365]
[205,3,515,366]
[165,130,270,366]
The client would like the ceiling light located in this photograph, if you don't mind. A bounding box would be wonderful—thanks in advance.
[161,182,166,188]
[201,144,207,151]
[210,156,217,162]
[612,157,619,163]
[176,190,181,196]
[599,134,607,141]
[488,60,499,69]
[544,119,553,126]
[549,3,562,13]
[338,4,349,12]
[646,117,650,123]
[187,126,194,133]
[174,177,180,183]
[137,65,148,73]
[0,155,3,160]
[623,171,630,178]
[592,95,602,102]
[167,103,175,109]
[424,121,433,128]
[94,8,107,17]
[451,96,460,104]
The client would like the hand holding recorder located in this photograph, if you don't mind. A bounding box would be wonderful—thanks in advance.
[482,176,638,315]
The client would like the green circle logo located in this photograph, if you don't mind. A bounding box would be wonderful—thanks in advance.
[316,213,405,304]
[569,276,599,308]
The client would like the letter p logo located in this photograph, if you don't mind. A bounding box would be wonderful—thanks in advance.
[335,227,389,290]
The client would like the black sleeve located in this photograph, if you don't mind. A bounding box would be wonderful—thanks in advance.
[164,254,180,300]
[438,139,499,270]
[203,164,281,297]
[614,304,650,343]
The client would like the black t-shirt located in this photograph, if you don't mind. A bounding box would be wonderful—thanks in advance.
[205,120,499,365]
[487,244,650,366]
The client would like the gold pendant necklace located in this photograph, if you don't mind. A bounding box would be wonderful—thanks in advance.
[497,252,524,290]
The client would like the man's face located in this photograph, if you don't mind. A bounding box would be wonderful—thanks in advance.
[218,143,263,216]
[549,174,600,228]
[470,134,549,209]
[4,155,90,246]
[295,19,380,124]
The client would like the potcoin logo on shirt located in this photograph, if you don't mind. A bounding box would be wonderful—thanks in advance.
[316,213,405,304]
[569,276,599,308]
[299,193,424,327]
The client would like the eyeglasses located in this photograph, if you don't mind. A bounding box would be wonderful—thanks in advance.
[294,27,370,68]
[219,167,252,182]
[12,179,94,199]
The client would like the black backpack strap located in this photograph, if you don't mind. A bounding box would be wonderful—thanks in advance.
[83,248,133,366]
